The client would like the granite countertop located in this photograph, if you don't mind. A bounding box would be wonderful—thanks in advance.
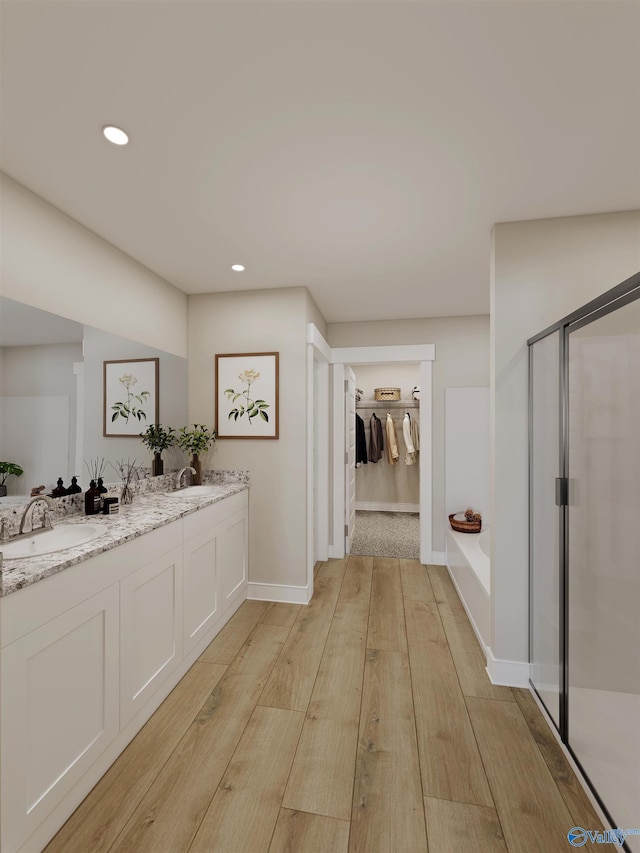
[0,484,248,598]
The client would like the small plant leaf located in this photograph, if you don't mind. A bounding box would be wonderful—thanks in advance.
[260,410,269,422]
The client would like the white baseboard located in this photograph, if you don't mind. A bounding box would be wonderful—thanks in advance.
[486,647,530,687]
[429,550,446,565]
[247,581,312,605]
[356,501,420,513]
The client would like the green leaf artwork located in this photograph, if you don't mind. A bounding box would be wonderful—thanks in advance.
[224,369,270,426]
[111,373,150,423]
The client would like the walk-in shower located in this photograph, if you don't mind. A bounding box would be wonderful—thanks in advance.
[528,271,640,849]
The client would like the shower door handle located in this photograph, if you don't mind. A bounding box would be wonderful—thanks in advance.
[555,477,568,506]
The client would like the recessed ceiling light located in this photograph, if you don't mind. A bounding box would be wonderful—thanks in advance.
[102,125,129,146]
[231,264,245,272]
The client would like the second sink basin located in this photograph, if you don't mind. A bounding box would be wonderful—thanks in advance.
[169,485,224,498]
[1,524,104,560]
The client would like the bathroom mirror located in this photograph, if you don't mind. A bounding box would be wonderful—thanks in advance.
[0,297,188,499]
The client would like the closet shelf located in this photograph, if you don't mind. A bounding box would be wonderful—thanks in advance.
[356,399,419,410]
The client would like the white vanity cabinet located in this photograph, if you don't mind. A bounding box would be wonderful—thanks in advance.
[0,488,248,853]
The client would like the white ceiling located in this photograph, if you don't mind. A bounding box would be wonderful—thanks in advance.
[1,0,639,323]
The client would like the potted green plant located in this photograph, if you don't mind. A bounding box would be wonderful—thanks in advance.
[140,424,176,476]
[0,461,24,497]
[177,424,215,485]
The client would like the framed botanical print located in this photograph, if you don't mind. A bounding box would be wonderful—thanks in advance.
[215,352,279,439]
[103,357,159,437]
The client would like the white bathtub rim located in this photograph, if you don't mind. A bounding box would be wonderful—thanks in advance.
[448,527,490,596]
[478,528,490,559]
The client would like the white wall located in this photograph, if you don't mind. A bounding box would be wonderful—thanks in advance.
[0,173,187,358]
[491,210,640,665]
[187,287,309,595]
[1,343,82,493]
[82,327,187,477]
[445,387,490,524]
[353,363,419,403]
[327,315,490,552]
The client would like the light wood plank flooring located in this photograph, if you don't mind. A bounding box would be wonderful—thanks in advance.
[47,557,603,853]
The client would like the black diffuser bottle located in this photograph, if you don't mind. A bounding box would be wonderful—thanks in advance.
[96,477,108,511]
[84,480,99,515]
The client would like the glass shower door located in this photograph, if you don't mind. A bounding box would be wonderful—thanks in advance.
[567,295,640,845]
[529,331,562,729]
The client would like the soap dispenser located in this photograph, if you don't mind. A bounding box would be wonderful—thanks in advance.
[51,478,67,497]
[67,476,82,494]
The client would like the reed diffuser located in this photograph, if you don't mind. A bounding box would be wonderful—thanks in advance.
[84,457,108,483]
[109,459,139,505]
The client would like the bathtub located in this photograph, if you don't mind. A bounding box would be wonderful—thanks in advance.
[446,526,490,652]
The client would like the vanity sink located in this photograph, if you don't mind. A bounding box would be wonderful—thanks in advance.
[169,485,224,498]
[1,524,104,560]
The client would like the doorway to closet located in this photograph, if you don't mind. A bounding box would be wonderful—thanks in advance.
[350,362,421,559]
[328,341,435,565]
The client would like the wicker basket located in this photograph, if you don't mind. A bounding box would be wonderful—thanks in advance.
[449,513,482,534]
[374,387,401,401]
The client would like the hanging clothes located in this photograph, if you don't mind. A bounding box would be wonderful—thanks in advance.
[403,412,418,465]
[411,415,420,455]
[368,412,384,462]
[355,413,368,467]
[385,413,399,465]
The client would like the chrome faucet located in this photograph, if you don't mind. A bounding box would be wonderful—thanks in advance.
[175,467,196,489]
[19,495,57,535]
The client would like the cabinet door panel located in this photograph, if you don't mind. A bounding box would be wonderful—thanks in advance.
[120,547,183,726]
[1,586,119,853]
[183,526,220,655]
[221,509,248,608]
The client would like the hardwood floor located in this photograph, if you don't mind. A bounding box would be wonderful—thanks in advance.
[46,557,603,853]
